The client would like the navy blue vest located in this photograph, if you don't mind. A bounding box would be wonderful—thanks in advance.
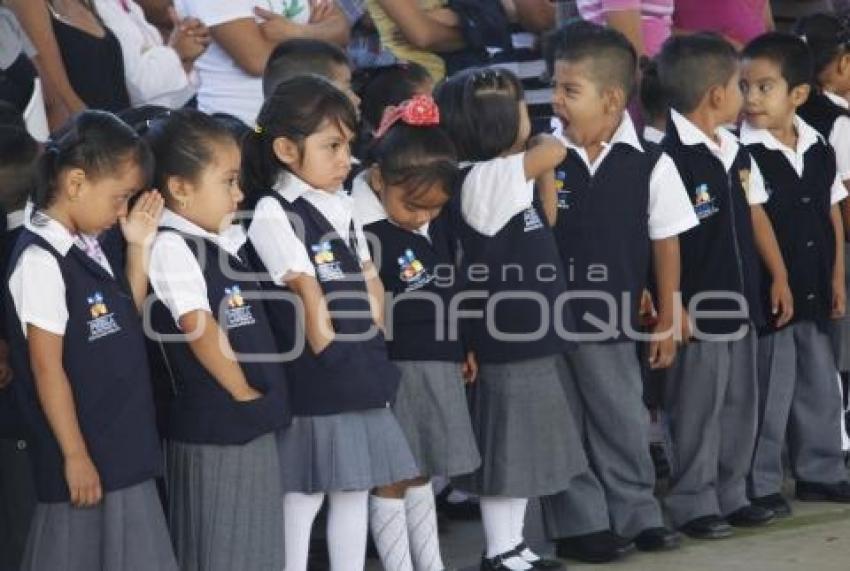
[364,207,466,362]
[662,119,765,336]
[246,192,400,416]
[798,91,850,141]
[148,231,291,444]
[745,140,836,327]
[454,167,574,362]
[0,225,27,440]
[5,229,162,502]
[553,145,657,342]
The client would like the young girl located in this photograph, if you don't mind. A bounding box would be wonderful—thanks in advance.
[5,110,176,571]
[144,109,290,571]
[435,67,585,571]
[351,95,480,571]
[242,75,419,571]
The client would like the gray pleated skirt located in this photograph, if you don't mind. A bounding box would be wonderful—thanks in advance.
[453,354,587,498]
[20,479,177,571]
[166,433,283,571]
[830,249,850,372]
[393,360,481,478]
[277,408,419,493]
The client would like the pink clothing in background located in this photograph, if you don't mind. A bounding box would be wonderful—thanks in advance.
[673,0,768,46]
[577,0,674,56]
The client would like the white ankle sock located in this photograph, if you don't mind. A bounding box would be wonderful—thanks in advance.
[370,495,413,571]
[327,490,369,571]
[405,482,444,571]
[479,497,532,570]
[283,492,325,571]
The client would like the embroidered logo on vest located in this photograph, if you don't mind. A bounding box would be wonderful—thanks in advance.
[311,241,345,282]
[555,170,573,210]
[397,249,434,291]
[224,285,256,329]
[523,207,544,232]
[86,292,121,341]
[693,184,719,220]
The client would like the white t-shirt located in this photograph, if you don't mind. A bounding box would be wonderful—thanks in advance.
[460,153,537,237]
[824,91,850,182]
[174,0,310,124]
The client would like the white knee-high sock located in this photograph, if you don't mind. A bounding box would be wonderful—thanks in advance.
[405,482,444,571]
[479,497,531,570]
[283,492,325,571]
[509,498,542,563]
[370,495,413,571]
[327,490,369,571]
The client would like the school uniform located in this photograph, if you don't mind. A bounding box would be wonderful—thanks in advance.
[351,172,482,478]
[442,152,586,498]
[246,173,418,493]
[148,210,290,571]
[659,110,767,528]
[541,113,699,540]
[740,118,850,498]
[4,212,175,571]
[0,208,36,571]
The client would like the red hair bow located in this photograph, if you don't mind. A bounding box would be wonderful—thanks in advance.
[374,94,440,139]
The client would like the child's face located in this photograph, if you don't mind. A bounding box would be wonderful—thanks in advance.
[69,157,144,235]
[514,101,531,150]
[329,63,361,114]
[740,57,808,131]
[717,68,744,125]
[173,139,244,233]
[371,168,449,231]
[821,52,850,94]
[277,119,354,191]
[551,59,620,146]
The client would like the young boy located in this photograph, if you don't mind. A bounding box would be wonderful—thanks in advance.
[540,21,697,562]
[657,33,793,539]
[739,32,850,513]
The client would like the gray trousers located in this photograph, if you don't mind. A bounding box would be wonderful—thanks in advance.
[662,331,758,528]
[749,322,847,498]
[0,438,35,571]
[542,342,664,539]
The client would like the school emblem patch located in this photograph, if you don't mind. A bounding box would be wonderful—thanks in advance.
[523,207,544,232]
[223,285,256,329]
[693,184,719,220]
[86,292,121,341]
[311,241,345,282]
[555,170,573,210]
[397,249,434,291]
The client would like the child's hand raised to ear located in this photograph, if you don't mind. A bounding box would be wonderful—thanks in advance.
[120,191,165,250]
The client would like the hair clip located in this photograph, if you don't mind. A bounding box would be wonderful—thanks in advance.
[254,124,264,135]
[373,94,440,139]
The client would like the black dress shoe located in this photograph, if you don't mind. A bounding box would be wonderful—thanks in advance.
[796,480,850,503]
[726,505,775,527]
[513,542,563,569]
[750,493,792,517]
[554,530,634,563]
[480,550,530,571]
[679,515,733,540]
[633,527,682,552]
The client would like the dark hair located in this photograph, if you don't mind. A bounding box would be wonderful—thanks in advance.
[793,13,850,80]
[545,19,637,97]
[263,39,350,98]
[657,33,739,114]
[211,112,251,142]
[355,62,433,130]
[144,108,237,204]
[435,67,524,162]
[369,124,457,202]
[639,57,667,123]
[0,126,40,211]
[117,104,171,136]
[33,110,152,213]
[742,32,813,89]
[241,75,358,202]
[0,100,26,130]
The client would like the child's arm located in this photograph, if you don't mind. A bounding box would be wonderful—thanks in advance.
[648,236,680,369]
[28,326,102,507]
[120,191,164,312]
[287,274,335,355]
[527,134,563,226]
[751,205,793,328]
[362,261,386,330]
[831,203,846,318]
[841,196,850,243]
[376,0,464,52]
[178,311,261,401]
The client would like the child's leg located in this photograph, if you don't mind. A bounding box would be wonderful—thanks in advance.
[371,481,415,571]
[327,490,369,571]
[749,327,797,498]
[717,332,758,517]
[284,492,325,571]
[479,497,531,570]
[404,479,444,571]
[788,322,847,483]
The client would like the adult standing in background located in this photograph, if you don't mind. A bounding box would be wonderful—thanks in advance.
[673,0,774,50]
[576,0,675,57]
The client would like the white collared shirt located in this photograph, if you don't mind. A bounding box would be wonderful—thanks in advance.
[643,125,665,145]
[350,170,431,241]
[823,91,850,181]
[247,172,371,284]
[740,116,848,205]
[556,113,699,240]
[670,110,770,205]
[9,211,114,337]
[6,208,25,231]
[148,209,247,325]
[460,152,537,237]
